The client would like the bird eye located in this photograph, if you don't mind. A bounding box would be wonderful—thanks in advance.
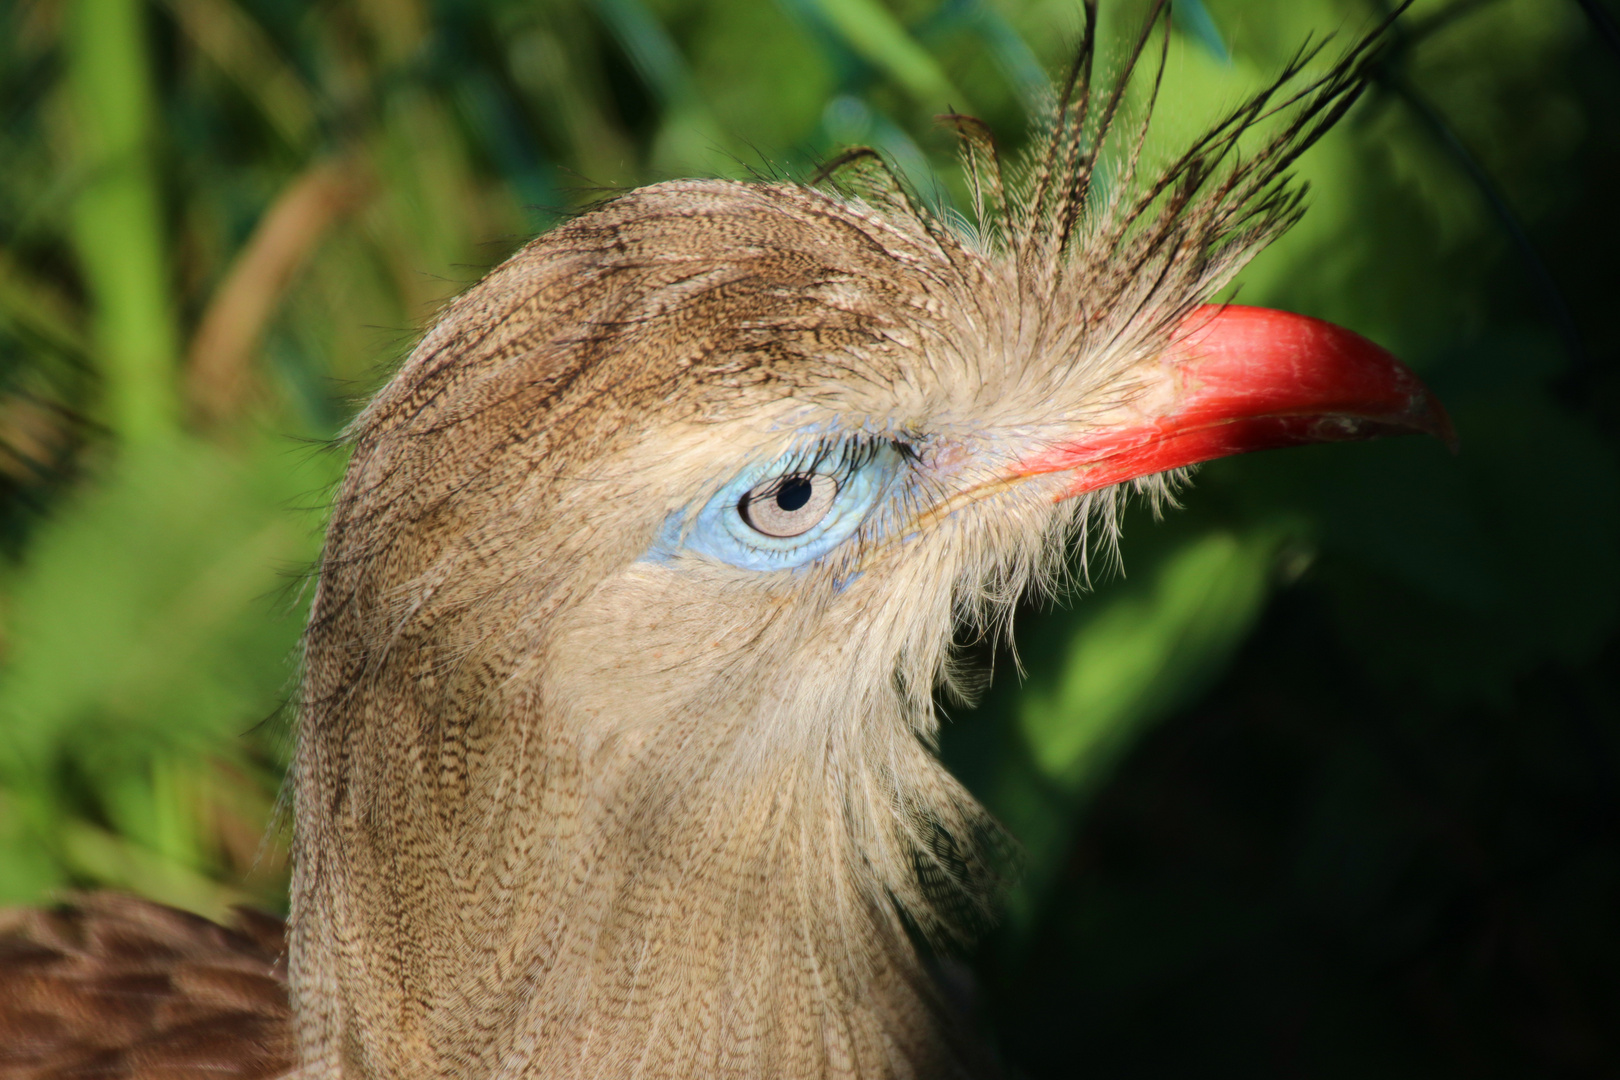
[739,474,838,538]
[649,438,904,571]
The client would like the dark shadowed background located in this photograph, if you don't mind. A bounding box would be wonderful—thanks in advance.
[1,0,1615,1075]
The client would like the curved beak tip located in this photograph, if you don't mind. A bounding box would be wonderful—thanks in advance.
[1018,305,1458,497]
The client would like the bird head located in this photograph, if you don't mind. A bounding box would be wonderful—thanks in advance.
[290,10,1446,1078]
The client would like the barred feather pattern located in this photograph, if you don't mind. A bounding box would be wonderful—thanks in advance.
[0,896,292,1079]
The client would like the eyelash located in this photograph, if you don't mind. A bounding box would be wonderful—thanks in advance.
[726,438,893,518]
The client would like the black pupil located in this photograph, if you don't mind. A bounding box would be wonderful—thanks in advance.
[775,477,813,513]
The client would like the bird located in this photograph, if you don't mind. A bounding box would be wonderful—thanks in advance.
[0,5,1449,1078]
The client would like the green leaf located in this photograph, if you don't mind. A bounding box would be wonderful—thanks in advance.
[1020,529,1278,792]
[65,0,180,443]
[980,525,1287,935]
[1174,0,1231,65]
[804,0,966,110]
[0,435,337,908]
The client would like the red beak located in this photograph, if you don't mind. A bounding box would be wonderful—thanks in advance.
[1017,305,1456,499]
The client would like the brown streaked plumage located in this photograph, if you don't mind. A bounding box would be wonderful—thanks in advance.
[2,6,1441,1078]
[0,895,292,1079]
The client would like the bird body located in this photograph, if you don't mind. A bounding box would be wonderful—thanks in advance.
[1,8,1448,1079]
[0,895,294,1078]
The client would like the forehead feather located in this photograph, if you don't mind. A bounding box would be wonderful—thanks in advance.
[360,179,974,451]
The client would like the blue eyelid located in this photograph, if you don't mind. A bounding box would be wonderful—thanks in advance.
[649,441,903,571]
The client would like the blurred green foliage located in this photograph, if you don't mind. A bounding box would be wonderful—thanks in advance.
[0,0,1615,1072]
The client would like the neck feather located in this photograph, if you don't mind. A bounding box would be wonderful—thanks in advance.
[291,669,996,1080]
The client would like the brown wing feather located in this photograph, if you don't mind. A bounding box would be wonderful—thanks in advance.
[0,894,293,1080]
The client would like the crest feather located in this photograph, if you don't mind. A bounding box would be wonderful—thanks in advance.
[818,2,1408,340]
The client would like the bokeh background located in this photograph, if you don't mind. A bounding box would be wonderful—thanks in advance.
[1,0,1615,1074]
